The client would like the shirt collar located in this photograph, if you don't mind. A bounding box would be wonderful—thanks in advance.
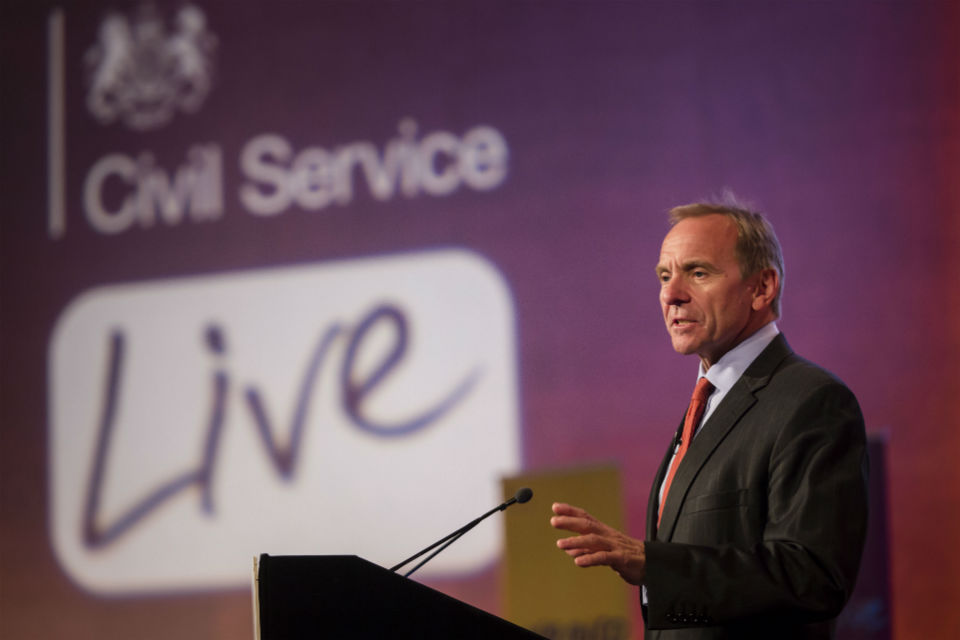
[698,322,780,395]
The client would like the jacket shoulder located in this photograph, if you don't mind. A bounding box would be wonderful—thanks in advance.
[747,334,856,397]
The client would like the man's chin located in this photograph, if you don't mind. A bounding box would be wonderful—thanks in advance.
[669,338,699,356]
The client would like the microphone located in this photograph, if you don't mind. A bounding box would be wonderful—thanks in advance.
[390,487,534,578]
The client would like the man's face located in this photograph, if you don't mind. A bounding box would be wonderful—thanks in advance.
[656,214,761,369]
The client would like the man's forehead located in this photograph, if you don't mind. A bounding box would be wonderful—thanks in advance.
[658,215,738,262]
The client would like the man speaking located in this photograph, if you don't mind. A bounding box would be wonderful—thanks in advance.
[550,200,868,639]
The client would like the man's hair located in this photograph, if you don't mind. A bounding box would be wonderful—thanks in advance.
[668,198,785,316]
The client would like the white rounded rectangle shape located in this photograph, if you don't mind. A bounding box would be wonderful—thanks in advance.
[48,249,520,595]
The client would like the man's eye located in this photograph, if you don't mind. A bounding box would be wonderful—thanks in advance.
[693,270,706,278]
[659,273,670,283]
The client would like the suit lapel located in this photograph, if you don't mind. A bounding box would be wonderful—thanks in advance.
[654,334,793,540]
[646,427,678,537]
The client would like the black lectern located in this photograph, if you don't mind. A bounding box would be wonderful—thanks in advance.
[255,554,546,639]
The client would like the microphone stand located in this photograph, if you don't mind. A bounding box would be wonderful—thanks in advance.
[390,491,529,578]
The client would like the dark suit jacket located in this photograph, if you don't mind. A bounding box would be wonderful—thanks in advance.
[643,334,868,640]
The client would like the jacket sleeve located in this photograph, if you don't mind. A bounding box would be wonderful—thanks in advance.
[643,381,869,630]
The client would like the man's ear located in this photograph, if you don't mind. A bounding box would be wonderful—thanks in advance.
[751,268,779,311]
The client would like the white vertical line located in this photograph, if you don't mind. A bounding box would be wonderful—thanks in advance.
[48,9,66,240]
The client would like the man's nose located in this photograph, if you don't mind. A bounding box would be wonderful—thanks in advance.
[661,277,689,306]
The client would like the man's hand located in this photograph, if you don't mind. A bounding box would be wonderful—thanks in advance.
[549,502,646,585]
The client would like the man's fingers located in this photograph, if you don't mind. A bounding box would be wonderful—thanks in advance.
[573,550,617,568]
[556,533,611,551]
[549,514,601,533]
[551,502,591,518]
[549,505,647,585]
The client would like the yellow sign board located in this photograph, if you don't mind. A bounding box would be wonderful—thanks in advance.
[502,466,633,639]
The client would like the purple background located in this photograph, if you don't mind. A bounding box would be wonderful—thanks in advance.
[2,1,958,638]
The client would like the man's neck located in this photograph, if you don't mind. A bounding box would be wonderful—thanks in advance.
[698,321,780,379]
[700,312,778,371]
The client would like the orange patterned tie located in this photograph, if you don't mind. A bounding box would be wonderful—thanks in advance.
[658,377,714,525]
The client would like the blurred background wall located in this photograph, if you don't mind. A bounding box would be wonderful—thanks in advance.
[2,1,958,638]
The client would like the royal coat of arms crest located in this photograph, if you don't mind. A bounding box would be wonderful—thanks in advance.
[85,4,216,131]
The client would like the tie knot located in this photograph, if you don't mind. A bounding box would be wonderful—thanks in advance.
[692,377,714,403]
